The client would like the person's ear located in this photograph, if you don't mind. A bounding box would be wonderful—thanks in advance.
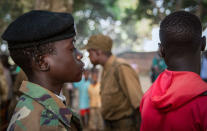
[158,43,165,58]
[36,55,50,72]
[201,36,206,51]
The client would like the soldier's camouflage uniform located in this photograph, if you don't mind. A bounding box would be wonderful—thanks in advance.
[7,81,81,131]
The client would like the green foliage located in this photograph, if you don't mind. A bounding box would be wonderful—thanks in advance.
[1,0,206,52]
[134,0,207,26]
[74,0,120,19]
[0,0,34,35]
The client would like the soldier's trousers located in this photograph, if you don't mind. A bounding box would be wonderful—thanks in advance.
[89,108,104,131]
[104,117,137,131]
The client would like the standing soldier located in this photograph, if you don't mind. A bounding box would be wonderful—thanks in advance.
[82,34,143,131]
[0,61,9,130]
[8,69,27,120]
[2,10,84,131]
[88,68,104,131]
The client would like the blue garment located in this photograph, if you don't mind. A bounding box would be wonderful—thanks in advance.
[201,56,207,79]
[73,77,90,109]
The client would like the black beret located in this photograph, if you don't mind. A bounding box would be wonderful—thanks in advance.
[2,10,76,49]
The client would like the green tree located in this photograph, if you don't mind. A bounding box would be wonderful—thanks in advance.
[134,0,207,26]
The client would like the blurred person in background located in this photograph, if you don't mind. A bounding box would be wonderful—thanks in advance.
[0,54,12,99]
[0,60,9,130]
[8,69,27,121]
[201,50,207,82]
[73,69,91,129]
[150,52,167,83]
[88,68,104,131]
[82,34,143,131]
[62,83,74,107]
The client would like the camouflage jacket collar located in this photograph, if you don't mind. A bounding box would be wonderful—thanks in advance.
[19,81,72,128]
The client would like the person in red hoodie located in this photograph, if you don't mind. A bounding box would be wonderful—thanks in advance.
[140,11,207,131]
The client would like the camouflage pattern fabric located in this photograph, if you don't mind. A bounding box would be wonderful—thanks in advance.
[7,81,82,131]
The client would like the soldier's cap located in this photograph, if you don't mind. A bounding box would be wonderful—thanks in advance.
[81,34,112,52]
[2,10,76,49]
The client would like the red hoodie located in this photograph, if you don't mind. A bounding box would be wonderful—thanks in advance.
[140,70,207,131]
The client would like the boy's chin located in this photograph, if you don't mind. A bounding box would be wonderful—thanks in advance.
[72,75,82,82]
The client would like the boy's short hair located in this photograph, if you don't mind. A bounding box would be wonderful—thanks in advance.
[1,10,76,76]
[9,43,55,76]
[160,11,202,52]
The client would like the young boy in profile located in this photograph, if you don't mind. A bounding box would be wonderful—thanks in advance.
[88,68,104,131]
[140,11,207,131]
[2,10,84,131]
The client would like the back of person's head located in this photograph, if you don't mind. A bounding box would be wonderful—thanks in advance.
[82,34,112,55]
[159,11,205,61]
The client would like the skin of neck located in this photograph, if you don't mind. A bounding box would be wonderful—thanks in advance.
[100,54,111,67]
[165,52,201,75]
[28,72,63,95]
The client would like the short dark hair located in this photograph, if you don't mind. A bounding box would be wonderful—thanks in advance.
[9,43,56,76]
[160,11,202,53]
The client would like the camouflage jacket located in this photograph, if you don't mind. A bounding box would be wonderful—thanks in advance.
[7,81,82,131]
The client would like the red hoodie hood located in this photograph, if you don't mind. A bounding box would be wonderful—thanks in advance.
[149,70,207,112]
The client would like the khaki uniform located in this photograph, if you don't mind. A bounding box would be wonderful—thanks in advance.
[7,81,82,131]
[88,83,104,130]
[101,55,143,131]
[88,83,101,108]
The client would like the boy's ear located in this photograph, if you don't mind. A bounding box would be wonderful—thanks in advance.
[158,43,165,58]
[201,36,206,51]
[36,55,50,72]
